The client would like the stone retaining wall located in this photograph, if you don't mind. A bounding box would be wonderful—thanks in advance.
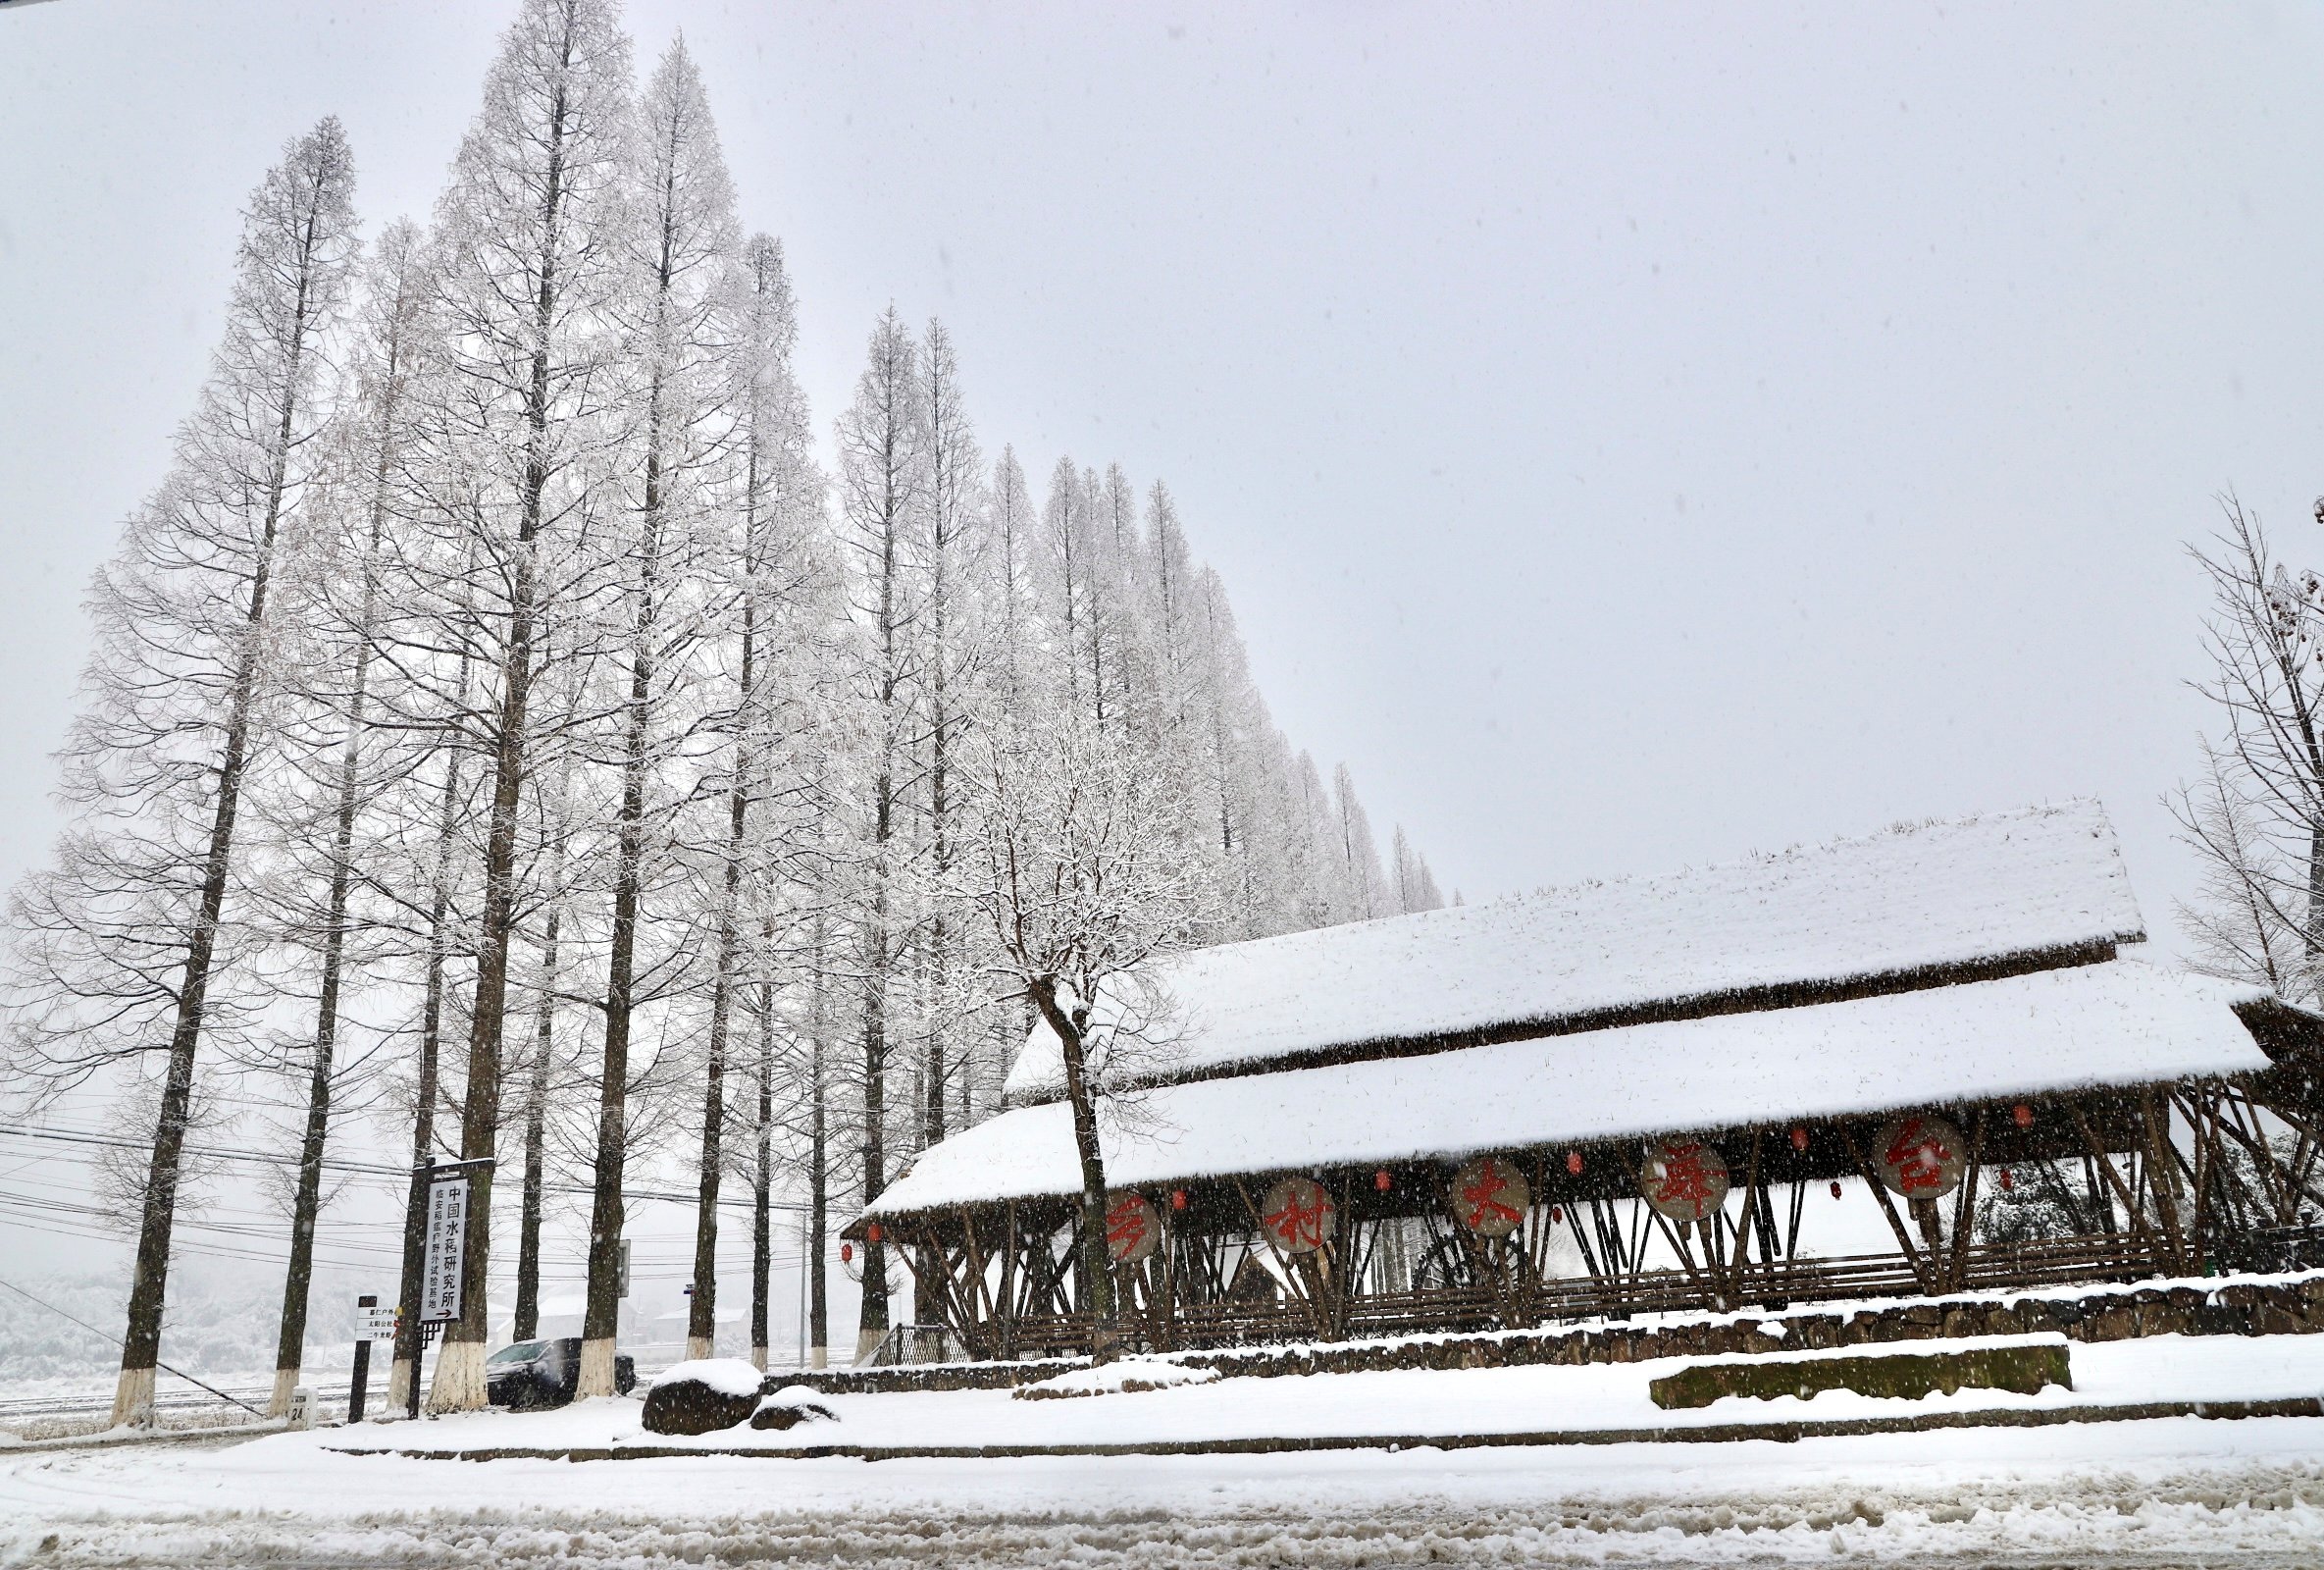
[773,1273,2324,1395]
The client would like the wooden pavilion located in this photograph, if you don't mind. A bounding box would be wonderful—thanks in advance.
[850,802,2324,1360]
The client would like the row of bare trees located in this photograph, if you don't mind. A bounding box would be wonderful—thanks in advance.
[2,0,1443,1423]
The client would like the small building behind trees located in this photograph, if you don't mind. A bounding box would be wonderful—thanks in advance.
[851,801,2324,1360]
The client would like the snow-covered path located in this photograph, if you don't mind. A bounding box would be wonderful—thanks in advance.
[5,1412,2324,1564]
[9,1333,2324,1564]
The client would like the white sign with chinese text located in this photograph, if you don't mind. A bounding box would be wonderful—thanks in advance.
[355,1303,398,1341]
[421,1177,468,1323]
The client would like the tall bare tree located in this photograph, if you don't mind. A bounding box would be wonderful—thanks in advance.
[396,0,637,1411]
[257,212,429,1415]
[575,31,745,1394]
[834,307,927,1355]
[6,119,358,1427]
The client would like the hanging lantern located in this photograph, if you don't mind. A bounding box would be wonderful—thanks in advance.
[1870,1113,1969,1199]
[1830,1181,1843,1200]
[1790,1125,1810,1153]
[1638,1138,1730,1223]
[841,1241,853,1264]
[1998,1168,2015,1192]
[2013,1103,2035,1130]
[1258,1176,1336,1254]
[1549,1205,1564,1225]
[865,1222,884,1244]
[1566,1151,1584,1176]
[1450,1154,1530,1237]
[1374,1170,1393,1192]
[1104,1190,1162,1265]
[1170,1187,1188,1212]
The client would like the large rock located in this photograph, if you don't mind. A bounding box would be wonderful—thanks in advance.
[642,1359,765,1436]
[750,1386,838,1431]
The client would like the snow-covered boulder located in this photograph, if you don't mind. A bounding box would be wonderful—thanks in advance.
[1011,1358,1218,1400]
[641,1358,765,1436]
[749,1385,837,1431]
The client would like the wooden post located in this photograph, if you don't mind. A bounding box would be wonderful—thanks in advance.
[348,1294,376,1424]
[1944,1110,1987,1293]
[2140,1089,2191,1273]
[2065,1103,2165,1267]
[1840,1124,1937,1294]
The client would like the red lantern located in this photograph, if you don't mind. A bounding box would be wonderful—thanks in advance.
[2013,1103,2035,1129]
[1374,1169,1392,1192]
[1566,1151,1584,1176]
[1170,1187,1188,1212]
[840,1242,853,1264]
[866,1222,883,1244]
[1830,1181,1843,1200]
[1790,1125,1809,1153]
[1549,1205,1564,1225]
[1998,1168,2014,1192]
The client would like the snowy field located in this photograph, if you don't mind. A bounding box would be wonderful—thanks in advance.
[7,1334,2324,1565]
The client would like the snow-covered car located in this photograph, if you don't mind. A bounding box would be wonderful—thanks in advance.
[484,1337,637,1409]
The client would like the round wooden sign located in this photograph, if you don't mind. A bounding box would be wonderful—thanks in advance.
[1639,1138,1730,1223]
[1872,1113,1967,1199]
[1104,1191,1162,1265]
[1258,1176,1336,1254]
[1450,1154,1531,1237]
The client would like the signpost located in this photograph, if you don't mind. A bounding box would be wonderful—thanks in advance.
[421,1175,469,1324]
[1450,1154,1530,1237]
[1104,1191,1162,1265]
[1640,1138,1731,1224]
[1872,1114,1968,1199]
[1258,1176,1335,1254]
[405,1158,490,1421]
[346,1293,390,1423]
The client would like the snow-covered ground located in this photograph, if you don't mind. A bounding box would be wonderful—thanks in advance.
[6,1415,2324,1565]
[328,1331,2324,1454]
[7,1332,2324,1564]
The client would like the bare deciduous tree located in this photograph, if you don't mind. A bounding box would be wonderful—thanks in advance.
[963,704,1215,1337]
[5,118,358,1427]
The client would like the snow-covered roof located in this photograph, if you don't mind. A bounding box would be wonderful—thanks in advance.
[873,960,2266,1218]
[1003,801,2144,1104]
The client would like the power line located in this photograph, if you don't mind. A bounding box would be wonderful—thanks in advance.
[0,1276,264,1418]
[0,1124,810,1214]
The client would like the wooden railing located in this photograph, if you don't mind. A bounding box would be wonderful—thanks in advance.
[982,1230,2172,1359]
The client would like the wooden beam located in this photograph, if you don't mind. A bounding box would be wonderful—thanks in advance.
[1838,1123,1937,1294]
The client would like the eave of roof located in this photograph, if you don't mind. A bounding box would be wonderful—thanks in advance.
[1004,800,2145,1104]
[875,960,2264,1222]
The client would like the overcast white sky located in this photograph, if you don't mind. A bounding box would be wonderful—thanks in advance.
[9,0,2324,941]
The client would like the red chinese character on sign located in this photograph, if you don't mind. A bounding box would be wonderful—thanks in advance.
[1650,1142,1718,1217]
[1106,1194,1152,1258]
[1884,1117,1954,1195]
[1264,1180,1331,1251]
[1459,1159,1524,1232]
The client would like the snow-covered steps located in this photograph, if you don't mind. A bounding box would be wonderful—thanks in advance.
[1648,1333,2072,1408]
[328,1331,2324,1463]
[778,1269,2324,1396]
